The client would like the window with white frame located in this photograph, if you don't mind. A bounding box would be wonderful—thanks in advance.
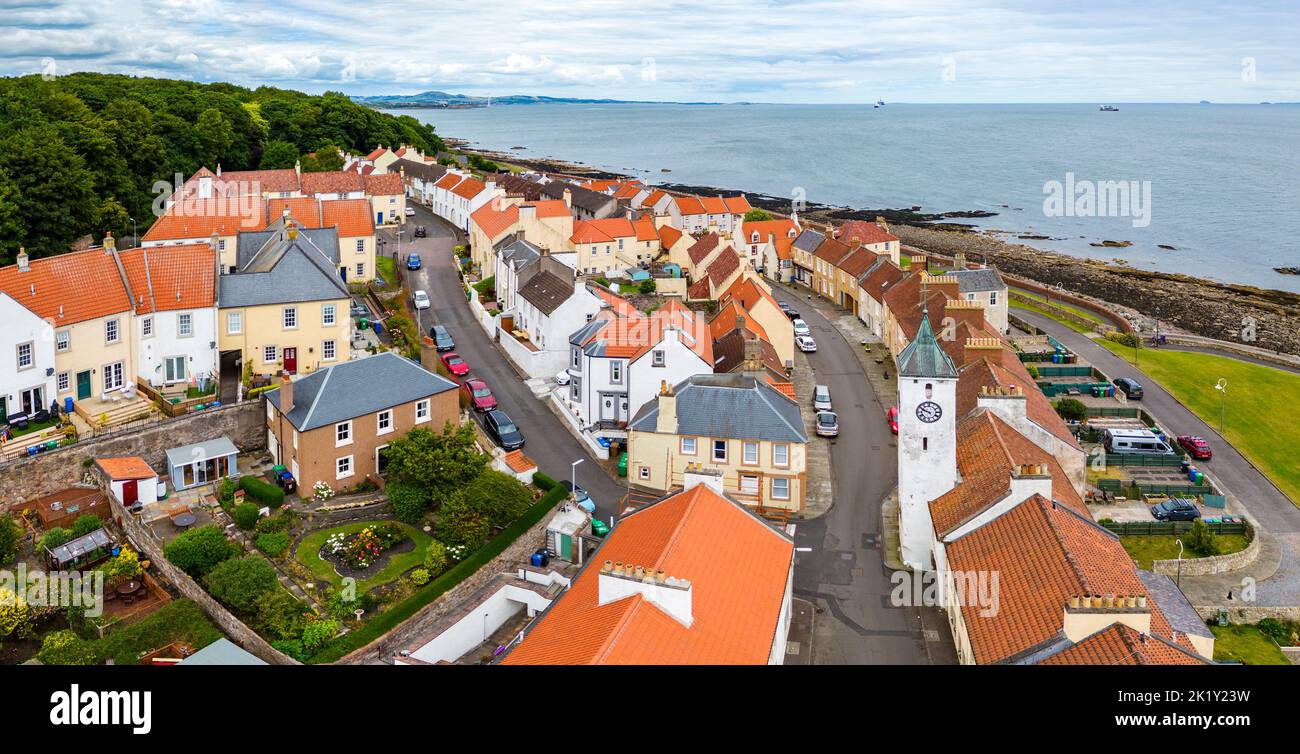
[652,350,665,367]
[178,313,193,337]
[56,331,69,352]
[336,455,354,480]
[322,304,336,326]
[773,443,789,467]
[283,307,297,329]
[141,317,153,338]
[57,372,69,393]
[105,318,119,344]
[336,420,352,446]
[772,477,791,500]
[16,342,33,370]
[227,311,242,335]
[712,439,727,462]
[610,361,622,384]
[263,345,277,363]
[103,361,124,391]
[355,239,365,253]
[680,437,696,455]
[416,399,430,423]
[322,339,336,361]
[377,409,393,434]
[743,442,759,464]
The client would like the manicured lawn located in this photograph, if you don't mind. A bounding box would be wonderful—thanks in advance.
[294,520,432,593]
[9,418,60,438]
[375,255,397,287]
[1211,624,1290,665]
[1095,339,1300,507]
[1011,299,1096,335]
[1119,534,1250,570]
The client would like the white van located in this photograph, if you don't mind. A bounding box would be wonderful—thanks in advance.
[1103,428,1174,455]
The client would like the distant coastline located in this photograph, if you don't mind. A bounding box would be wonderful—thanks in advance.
[355,90,734,108]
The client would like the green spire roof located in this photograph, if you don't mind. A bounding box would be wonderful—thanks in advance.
[896,309,957,379]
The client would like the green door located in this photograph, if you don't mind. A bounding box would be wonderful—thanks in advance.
[559,533,573,561]
[76,371,92,400]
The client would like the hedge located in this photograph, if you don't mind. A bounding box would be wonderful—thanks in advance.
[239,475,285,508]
[306,483,569,663]
[532,471,557,491]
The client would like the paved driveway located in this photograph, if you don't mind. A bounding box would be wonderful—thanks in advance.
[772,285,956,664]
[393,204,627,524]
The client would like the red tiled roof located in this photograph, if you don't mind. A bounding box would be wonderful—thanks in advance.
[686,233,721,266]
[142,199,266,242]
[434,173,463,190]
[300,170,364,195]
[675,195,705,215]
[502,484,794,665]
[835,219,899,247]
[502,449,537,473]
[0,246,134,325]
[836,246,879,278]
[741,219,799,246]
[570,217,656,245]
[658,224,683,249]
[451,177,487,200]
[95,456,156,480]
[709,300,770,342]
[705,247,742,288]
[1040,623,1207,665]
[206,168,299,195]
[471,201,519,240]
[364,172,403,196]
[640,190,667,209]
[365,147,388,161]
[319,199,376,238]
[119,244,215,314]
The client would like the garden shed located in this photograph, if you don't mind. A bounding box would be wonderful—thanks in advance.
[165,436,239,491]
[45,527,114,569]
[95,456,160,508]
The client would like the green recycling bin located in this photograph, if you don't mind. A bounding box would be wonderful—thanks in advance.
[618,452,628,477]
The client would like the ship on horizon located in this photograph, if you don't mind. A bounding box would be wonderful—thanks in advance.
[1099,104,1119,111]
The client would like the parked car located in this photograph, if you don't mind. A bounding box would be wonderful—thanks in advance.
[1177,435,1213,460]
[779,302,799,319]
[554,370,571,386]
[1149,498,1200,522]
[796,335,818,353]
[462,378,497,412]
[440,351,469,377]
[560,481,596,514]
[406,254,422,270]
[413,290,430,309]
[405,206,415,217]
[813,384,833,412]
[484,409,524,450]
[887,406,899,434]
[430,325,454,351]
[815,411,839,438]
[792,318,811,336]
[1113,377,1144,400]
[1103,428,1174,455]
[413,225,427,238]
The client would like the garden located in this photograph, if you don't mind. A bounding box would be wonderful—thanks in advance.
[294,520,433,593]
[1212,619,1297,665]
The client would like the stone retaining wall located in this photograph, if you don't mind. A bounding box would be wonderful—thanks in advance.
[0,400,266,504]
[1194,605,1300,624]
[1153,529,1262,577]
[335,510,554,665]
[1009,291,1115,334]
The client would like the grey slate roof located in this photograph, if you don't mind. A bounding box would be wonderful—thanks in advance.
[896,310,958,379]
[496,233,542,271]
[1137,570,1214,640]
[950,267,1006,293]
[516,255,576,315]
[219,238,349,308]
[539,179,616,217]
[265,352,456,431]
[629,373,806,443]
[391,157,447,184]
[180,638,269,666]
[237,220,339,270]
[792,228,826,253]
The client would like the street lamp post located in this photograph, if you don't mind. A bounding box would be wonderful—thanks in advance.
[571,459,584,495]
[1214,378,1228,433]
[1175,538,1184,588]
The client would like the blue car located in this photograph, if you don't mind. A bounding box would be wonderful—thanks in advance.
[406,254,422,270]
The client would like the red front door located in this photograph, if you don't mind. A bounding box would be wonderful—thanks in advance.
[122,479,138,506]
[283,348,297,374]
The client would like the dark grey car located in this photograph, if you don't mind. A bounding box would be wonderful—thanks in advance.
[430,325,454,352]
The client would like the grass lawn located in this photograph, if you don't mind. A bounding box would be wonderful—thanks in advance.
[1211,624,1290,665]
[98,599,222,665]
[294,520,432,593]
[375,255,397,287]
[1012,288,1108,325]
[9,418,60,438]
[1120,534,1250,570]
[1095,339,1300,507]
[1011,299,1096,335]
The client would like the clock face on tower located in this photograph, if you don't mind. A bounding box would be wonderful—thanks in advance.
[916,401,943,423]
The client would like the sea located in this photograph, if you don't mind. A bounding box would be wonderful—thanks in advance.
[396,103,1300,293]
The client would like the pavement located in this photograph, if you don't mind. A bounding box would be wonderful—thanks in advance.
[392,203,628,525]
[1015,307,1300,606]
[772,283,957,664]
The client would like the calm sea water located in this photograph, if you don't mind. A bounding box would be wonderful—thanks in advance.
[400,103,1300,293]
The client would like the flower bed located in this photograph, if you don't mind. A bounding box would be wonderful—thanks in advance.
[294,520,432,593]
[326,523,406,571]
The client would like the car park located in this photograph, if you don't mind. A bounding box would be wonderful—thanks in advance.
[792,318,811,336]
[1177,435,1213,460]
[440,352,469,377]
[462,378,498,412]
[887,406,899,434]
[484,409,525,450]
[1149,498,1200,522]
[406,254,422,270]
[813,384,833,412]
[796,335,818,352]
[815,411,839,438]
[1113,377,1144,400]
[430,325,454,351]
[413,225,427,238]
[413,290,430,309]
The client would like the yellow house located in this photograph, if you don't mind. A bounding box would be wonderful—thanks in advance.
[218,221,352,378]
[627,374,809,512]
[468,197,574,270]
[717,276,795,368]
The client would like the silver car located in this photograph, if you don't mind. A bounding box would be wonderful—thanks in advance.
[813,384,832,412]
[815,411,839,438]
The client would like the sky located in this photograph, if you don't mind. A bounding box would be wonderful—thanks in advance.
[2,0,1298,103]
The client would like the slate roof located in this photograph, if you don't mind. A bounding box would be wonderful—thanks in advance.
[496,234,541,270]
[539,179,615,216]
[391,157,447,183]
[180,638,269,666]
[266,352,456,431]
[629,373,805,443]
[1136,570,1215,641]
[516,256,576,315]
[792,228,826,254]
[220,228,348,308]
[950,267,1006,293]
[895,309,957,379]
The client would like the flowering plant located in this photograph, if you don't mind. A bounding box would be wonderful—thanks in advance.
[326,524,405,570]
[313,481,335,501]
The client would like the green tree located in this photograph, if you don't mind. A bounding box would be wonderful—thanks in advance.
[743,208,773,222]
[1053,398,1088,422]
[422,540,449,574]
[0,588,36,640]
[1186,519,1220,557]
[302,143,344,172]
[253,589,309,640]
[37,629,100,665]
[300,618,339,652]
[460,469,533,528]
[436,495,491,550]
[165,525,238,579]
[234,502,260,530]
[0,514,20,565]
[0,127,100,258]
[40,527,72,553]
[203,556,279,615]
[259,139,299,169]
[196,107,233,167]
[383,423,488,506]
[70,514,103,538]
[388,480,431,525]
[0,169,24,265]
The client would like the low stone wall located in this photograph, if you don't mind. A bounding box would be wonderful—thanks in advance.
[1194,605,1300,624]
[1009,291,1115,334]
[1153,529,1262,577]
[108,494,297,665]
[0,400,266,503]
[335,509,554,665]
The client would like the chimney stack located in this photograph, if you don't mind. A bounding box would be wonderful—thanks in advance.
[562,188,572,209]
[655,379,677,434]
[598,562,693,627]
[279,374,294,414]
[16,247,29,272]
[1062,593,1152,642]
[104,232,116,254]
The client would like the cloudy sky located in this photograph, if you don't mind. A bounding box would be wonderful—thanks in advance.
[3,0,1297,103]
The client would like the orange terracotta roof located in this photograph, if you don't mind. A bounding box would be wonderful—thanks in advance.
[768,379,796,400]
[741,219,799,245]
[266,196,321,226]
[719,275,780,315]
[119,244,215,315]
[300,170,364,196]
[471,201,519,239]
[320,199,376,238]
[532,199,572,219]
[709,300,770,342]
[502,484,794,665]
[657,224,683,249]
[640,190,667,209]
[95,456,156,480]
[698,195,751,214]
[570,217,656,245]
[503,449,537,473]
[0,246,134,325]
[434,173,463,190]
[365,147,388,161]
[613,183,643,200]
[675,195,706,215]
[197,168,299,195]
[142,199,266,242]
[451,177,487,200]
[578,298,713,364]
[1040,623,1207,665]
[836,219,899,247]
[364,172,403,196]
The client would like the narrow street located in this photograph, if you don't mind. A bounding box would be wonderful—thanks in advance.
[388,204,628,524]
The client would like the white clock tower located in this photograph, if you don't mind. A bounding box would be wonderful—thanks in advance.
[895,310,958,571]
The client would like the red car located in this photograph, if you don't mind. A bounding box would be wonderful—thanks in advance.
[462,378,497,412]
[886,406,899,435]
[441,352,469,377]
[1177,435,1212,460]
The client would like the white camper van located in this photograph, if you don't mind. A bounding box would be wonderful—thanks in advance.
[1103,428,1175,455]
